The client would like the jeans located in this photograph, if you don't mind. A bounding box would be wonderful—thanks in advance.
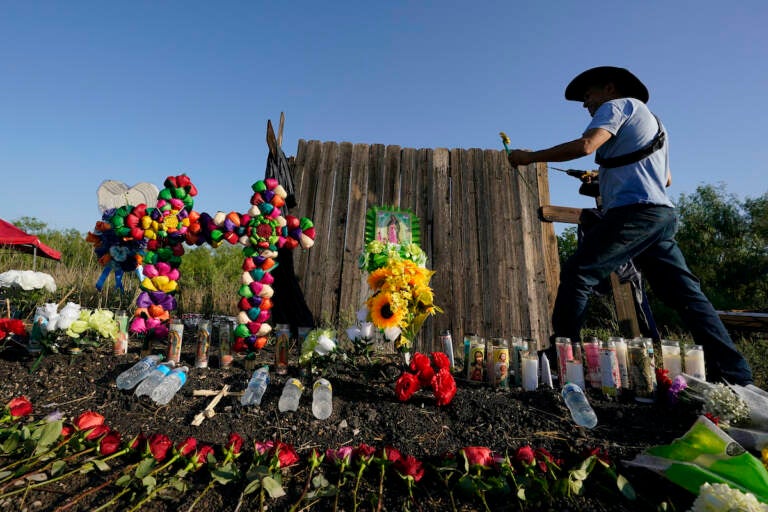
[551,204,753,385]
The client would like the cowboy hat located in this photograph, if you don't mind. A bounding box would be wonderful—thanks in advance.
[565,66,649,103]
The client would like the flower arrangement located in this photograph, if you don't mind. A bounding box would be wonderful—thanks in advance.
[30,302,119,356]
[395,351,457,406]
[0,397,643,511]
[689,482,768,512]
[360,241,441,353]
[299,327,340,370]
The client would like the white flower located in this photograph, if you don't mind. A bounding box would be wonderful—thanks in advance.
[55,302,82,330]
[689,482,768,512]
[702,384,751,426]
[314,334,337,356]
[356,308,369,323]
[345,326,361,341]
[383,326,401,342]
[360,322,374,340]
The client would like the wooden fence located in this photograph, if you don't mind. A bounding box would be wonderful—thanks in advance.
[288,139,560,354]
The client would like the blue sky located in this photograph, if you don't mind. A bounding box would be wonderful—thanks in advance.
[1,1,766,235]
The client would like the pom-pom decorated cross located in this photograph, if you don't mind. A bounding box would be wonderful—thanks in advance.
[86,174,315,353]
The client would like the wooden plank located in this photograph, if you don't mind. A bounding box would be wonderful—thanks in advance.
[610,273,641,338]
[539,205,583,224]
[523,162,552,350]
[430,148,452,354]
[323,142,353,323]
[383,145,402,207]
[292,140,322,287]
[416,148,436,350]
[537,163,561,329]
[304,142,339,324]
[456,149,484,337]
[338,143,370,322]
[718,311,768,330]
[365,144,385,207]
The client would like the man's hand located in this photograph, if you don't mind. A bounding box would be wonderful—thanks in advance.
[507,149,534,167]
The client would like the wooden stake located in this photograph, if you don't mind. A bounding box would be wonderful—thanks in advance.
[191,384,232,426]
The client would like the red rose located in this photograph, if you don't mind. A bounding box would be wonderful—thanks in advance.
[461,446,493,468]
[7,396,33,418]
[195,445,215,468]
[515,445,535,466]
[74,411,105,431]
[354,443,376,463]
[409,352,431,373]
[99,431,122,455]
[394,372,421,402]
[176,437,197,457]
[431,352,451,370]
[130,432,147,451]
[583,446,610,465]
[432,368,456,406]
[226,432,244,456]
[382,446,402,463]
[8,319,26,336]
[61,425,74,439]
[704,412,720,426]
[148,433,173,461]
[394,454,424,482]
[85,424,111,441]
[274,441,299,467]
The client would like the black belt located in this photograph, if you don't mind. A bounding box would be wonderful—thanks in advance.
[595,114,665,169]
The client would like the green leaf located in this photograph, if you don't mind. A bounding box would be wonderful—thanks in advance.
[93,459,111,472]
[616,474,636,500]
[51,459,67,476]
[517,486,526,500]
[212,463,238,485]
[169,477,187,492]
[135,458,156,479]
[2,432,20,453]
[0,470,11,480]
[312,474,329,489]
[33,420,63,455]
[242,479,262,496]
[262,476,286,499]
[115,474,132,487]
[141,475,156,490]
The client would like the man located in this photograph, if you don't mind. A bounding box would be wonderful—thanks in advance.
[506,66,752,385]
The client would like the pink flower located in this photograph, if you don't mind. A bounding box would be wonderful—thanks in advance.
[326,446,353,465]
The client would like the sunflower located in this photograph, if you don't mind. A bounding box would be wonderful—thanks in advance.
[367,267,392,290]
[368,292,405,329]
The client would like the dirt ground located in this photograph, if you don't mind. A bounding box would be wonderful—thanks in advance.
[0,334,705,512]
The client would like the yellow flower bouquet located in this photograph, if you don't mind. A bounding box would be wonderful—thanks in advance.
[363,253,440,353]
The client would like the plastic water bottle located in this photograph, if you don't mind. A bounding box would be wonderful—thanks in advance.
[561,382,598,429]
[116,354,164,390]
[134,362,175,397]
[241,366,270,406]
[312,378,333,419]
[150,366,189,405]
[278,378,304,412]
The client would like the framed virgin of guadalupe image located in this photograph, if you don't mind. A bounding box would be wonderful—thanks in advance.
[364,207,420,246]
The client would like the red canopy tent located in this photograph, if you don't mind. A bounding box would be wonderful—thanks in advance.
[0,218,61,270]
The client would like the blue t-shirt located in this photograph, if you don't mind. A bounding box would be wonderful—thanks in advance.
[586,98,674,211]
